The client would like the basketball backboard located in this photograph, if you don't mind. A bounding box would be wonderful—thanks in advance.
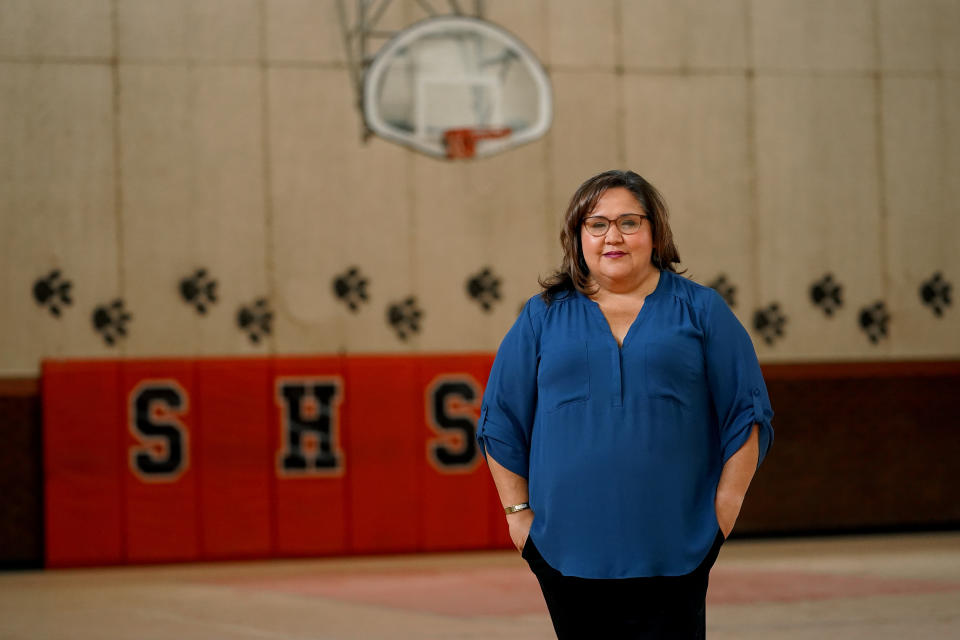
[358,15,552,159]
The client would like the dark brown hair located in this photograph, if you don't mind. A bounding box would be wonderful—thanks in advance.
[539,170,682,303]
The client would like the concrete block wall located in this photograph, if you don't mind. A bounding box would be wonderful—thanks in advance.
[2,0,959,375]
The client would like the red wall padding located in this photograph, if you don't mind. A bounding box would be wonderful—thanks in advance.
[122,360,199,563]
[197,359,273,559]
[345,356,420,554]
[44,361,124,567]
[43,354,505,568]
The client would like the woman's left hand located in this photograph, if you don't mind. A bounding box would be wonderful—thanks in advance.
[713,424,760,538]
[714,490,744,539]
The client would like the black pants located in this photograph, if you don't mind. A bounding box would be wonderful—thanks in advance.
[522,531,724,640]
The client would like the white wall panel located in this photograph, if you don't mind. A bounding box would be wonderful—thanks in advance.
[265,0,346,63]
[879,0,960,72]
[485,0,550,66]
[883,77,960,356]
[482,141,556,348]
[0,0,112,59]
[751,0,875,71]
[0,64,117,374]
[268,68,412,354]
[878,0,940,71]
[620,0,748,71]
[264,0,428,65]
[547,71,622,218]
[755,76,886,360]
[942,77,960,339]
[411,141,552,352]
[120,66,268,356]
[548,0,616,68]
[623,74,757,337]
[938,0,960,72]
[117,0,260,62]
[409,158,492,350]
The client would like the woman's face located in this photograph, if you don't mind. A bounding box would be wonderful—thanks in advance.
[579,187,656,289]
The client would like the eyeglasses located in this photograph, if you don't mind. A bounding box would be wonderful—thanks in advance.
[582,214,649,236]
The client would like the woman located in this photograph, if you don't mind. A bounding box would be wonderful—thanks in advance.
[477,170,773,638]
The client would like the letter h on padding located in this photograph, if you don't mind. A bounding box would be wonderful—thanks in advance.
[277,380,341,473]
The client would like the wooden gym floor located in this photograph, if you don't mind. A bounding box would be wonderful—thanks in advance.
[1,532,958,639]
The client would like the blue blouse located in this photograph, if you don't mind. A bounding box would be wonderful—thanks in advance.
[477,269,773,579]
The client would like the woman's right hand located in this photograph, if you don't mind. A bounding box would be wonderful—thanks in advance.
[507,509,535,552]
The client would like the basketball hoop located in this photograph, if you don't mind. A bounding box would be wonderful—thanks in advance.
[443,127,513,159]
[359,15,552,158]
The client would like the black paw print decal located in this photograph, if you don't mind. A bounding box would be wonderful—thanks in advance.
[707,274,736,307]
[237,298,272,344]
[753,302,786,345]
[33,269,73,317]
[92,299,131,346]
[466,267,501,312]
[387,297,422,341]
[919,272,951,317]
[179,268,218,314]
[332,266,369,312]
[810,273,843,316]
[859,301,890,344]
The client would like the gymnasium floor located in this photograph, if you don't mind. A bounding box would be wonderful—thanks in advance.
[1,532,958,639]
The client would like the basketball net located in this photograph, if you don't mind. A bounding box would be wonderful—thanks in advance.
[443,127,513,159]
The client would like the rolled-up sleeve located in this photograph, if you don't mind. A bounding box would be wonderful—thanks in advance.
[477,298,540,478]
[703,290,774,467]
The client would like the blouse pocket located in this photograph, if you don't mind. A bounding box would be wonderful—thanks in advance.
[644,338,704,403]
[538,341,590,412]
[644,339,706,453]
